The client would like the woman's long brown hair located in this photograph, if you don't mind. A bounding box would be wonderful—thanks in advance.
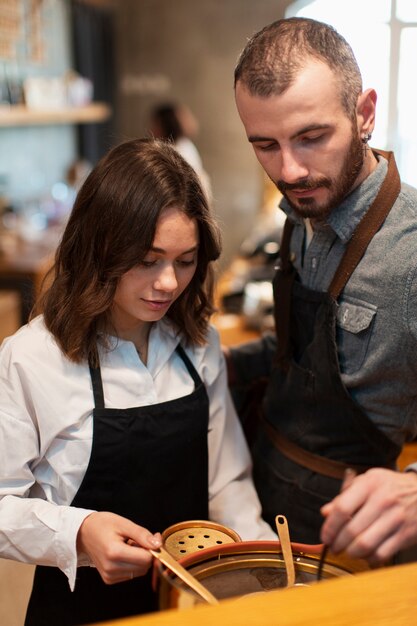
[35,138,221,366]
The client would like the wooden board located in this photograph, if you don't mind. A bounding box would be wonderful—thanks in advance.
[96,561,417,626]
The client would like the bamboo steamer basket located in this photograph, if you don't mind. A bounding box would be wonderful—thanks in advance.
[155,520,370,609]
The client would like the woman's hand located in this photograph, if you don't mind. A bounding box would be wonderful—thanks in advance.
[320,468,417,566]
[77,511,162,584]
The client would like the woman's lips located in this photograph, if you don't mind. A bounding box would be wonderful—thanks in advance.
[142,299,172,311]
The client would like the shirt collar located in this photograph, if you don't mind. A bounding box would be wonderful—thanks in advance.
[279,153,388,244]
[98,318,180,365]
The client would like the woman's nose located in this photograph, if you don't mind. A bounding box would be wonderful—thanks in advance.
[154,265,178,291]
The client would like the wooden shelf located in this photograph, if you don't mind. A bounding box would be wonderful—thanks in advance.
[0,102,112,127]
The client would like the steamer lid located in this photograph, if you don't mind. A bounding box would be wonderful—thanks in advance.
[162,519,241,560]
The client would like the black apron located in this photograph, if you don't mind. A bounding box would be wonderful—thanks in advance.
[253,151,402,543]
[25,344,209,626]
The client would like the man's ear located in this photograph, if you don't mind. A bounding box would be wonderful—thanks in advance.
[356,88,377,137]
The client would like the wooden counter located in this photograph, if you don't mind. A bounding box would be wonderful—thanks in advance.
[0,228,59,325]
[212,310,259,346]
[95,560,417,626]
[0,235,56,292]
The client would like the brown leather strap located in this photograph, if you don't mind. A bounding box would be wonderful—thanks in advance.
[261,415,371,480]
[328,150,401,299]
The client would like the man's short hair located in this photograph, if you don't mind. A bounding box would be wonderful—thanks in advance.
[234,17,363,118]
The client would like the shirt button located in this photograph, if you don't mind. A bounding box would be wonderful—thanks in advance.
[311,257,317,270]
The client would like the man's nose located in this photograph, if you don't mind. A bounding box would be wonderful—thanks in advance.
[279,148,309,184]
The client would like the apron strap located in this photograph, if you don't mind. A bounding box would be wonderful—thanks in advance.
[175,343,202,388]
[273,219,296,369]
[278,216,295,274]
[328,150,401,299]
[89,363,105,410]
[88,344,201,410]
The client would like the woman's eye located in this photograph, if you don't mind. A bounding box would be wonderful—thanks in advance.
[140,259,156,268]
[177,258,196,267]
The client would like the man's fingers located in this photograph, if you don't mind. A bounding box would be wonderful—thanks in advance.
[320,473,377,546]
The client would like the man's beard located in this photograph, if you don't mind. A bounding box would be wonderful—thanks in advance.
[276,130,364,220]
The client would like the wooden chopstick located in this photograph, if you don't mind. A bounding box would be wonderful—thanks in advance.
[150,546,219,605]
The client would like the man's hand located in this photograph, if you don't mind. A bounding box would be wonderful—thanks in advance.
[320,468,417,566]
[77,511,162,584]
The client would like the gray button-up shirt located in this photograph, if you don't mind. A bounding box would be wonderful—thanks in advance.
[280,154,417,447]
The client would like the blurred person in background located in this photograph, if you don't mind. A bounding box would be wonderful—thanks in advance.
[149,101,212,201]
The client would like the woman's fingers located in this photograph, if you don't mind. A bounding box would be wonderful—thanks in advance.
[77,511,162,584]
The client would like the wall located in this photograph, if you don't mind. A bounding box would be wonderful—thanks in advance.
[114,0,292,270]
[1,1,293,265]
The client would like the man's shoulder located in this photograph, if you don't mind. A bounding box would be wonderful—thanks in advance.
[399,181,417,209]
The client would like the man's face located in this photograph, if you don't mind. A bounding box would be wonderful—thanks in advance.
[235,60,365,220]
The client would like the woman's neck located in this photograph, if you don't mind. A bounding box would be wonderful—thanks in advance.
[105,319,153,362]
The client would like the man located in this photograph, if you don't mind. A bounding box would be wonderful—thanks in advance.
[229,16,417,563]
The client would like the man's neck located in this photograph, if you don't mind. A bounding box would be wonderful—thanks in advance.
[355,148,379,190]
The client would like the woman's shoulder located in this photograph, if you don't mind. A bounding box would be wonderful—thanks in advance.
[0,316,88,401]
[0,315,58,363]
[156,318,218,343]
[161,319,220,352]
[1,314,42,343]
[185,324,222,381]
[205,323,221,348]
[150,320,222,384]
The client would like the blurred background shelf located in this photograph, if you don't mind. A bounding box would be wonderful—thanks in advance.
[0,102,112,127]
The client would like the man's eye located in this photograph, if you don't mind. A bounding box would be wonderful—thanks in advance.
[301,134,324,144]
[255,143,276,152]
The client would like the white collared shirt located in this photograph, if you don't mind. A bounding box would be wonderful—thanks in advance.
[0,316,275,589]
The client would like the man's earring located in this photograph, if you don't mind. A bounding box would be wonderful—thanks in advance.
[361,132,372,153]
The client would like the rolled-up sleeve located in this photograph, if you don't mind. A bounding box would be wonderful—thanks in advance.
[0,351,94,591]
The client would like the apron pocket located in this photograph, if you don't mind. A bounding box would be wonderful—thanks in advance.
[336,297,376,375]
[253,437,341,543]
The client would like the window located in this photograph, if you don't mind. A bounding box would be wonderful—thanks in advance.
[286,0,417,187]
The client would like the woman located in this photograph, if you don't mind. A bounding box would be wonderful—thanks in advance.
[0,138,275,625]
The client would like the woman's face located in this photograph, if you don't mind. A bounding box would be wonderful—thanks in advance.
[111,205,199,340]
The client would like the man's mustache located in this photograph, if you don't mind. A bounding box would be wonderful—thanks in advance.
[277,177,332,192]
